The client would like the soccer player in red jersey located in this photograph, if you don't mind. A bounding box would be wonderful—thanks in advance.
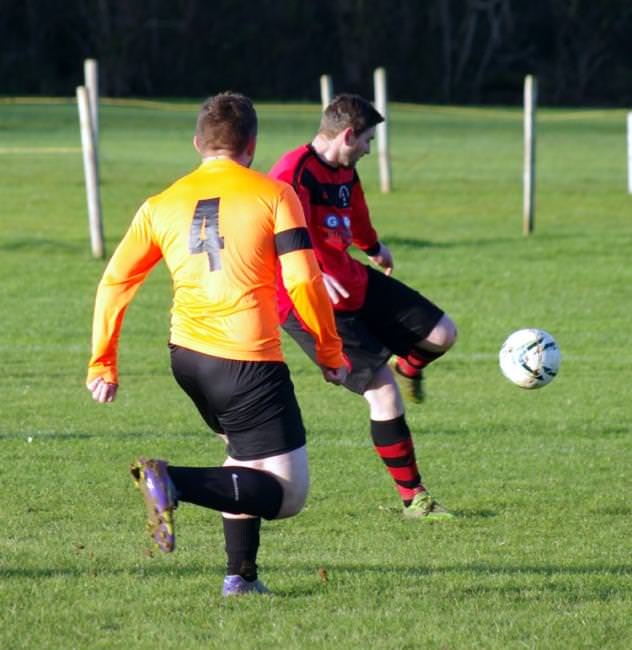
[270,94,457,519]
[86,92,347,595]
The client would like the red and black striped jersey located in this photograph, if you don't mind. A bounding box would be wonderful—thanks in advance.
[270,144,379,319]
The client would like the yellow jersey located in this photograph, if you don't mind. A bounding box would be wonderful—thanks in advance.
[87,158,343,384]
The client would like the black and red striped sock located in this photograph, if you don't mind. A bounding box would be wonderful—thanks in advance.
[371,416,424,505]
[395,348,445,378]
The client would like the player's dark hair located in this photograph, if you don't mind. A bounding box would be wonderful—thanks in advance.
[195,92,258,155]
[319,94,384,138]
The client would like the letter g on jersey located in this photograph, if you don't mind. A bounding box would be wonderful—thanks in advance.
[325,214,340,229]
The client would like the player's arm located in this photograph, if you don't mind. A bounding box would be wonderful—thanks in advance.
[274,185,345,372]
[350,173,394,275]
[86,202,162,400]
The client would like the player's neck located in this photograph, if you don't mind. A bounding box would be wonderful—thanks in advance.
[202,151,253,168]
[311,134,341,167]
[203,154,230,161]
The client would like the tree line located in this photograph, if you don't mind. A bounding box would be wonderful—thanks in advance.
[3,0,632,106]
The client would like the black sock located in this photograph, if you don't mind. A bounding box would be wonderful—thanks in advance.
[167,465,283,520]
[223,517,261,581]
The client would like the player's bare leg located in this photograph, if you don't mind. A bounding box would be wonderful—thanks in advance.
[363,364,404,421]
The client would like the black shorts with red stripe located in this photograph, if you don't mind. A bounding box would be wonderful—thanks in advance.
[283,266,444,394]
[169,344,306,461]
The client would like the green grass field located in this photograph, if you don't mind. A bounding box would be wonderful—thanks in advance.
[1,98,631,649]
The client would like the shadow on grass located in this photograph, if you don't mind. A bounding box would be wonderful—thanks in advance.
[275,561,632,597]
[0,564,224,579]
[377,504,498,519]
[384,232,582,251]
[320,563,632,577]
[457,509,497,518]
[385,235,510,250]
[4,561,631,601]
[5,561,631,582]
[0,430,207,441]
[0,238,85,254]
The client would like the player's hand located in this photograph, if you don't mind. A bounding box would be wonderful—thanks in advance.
[322,273,350,304]
[87,377,118,403]
[321,365,348,385]
[368,242,393,276]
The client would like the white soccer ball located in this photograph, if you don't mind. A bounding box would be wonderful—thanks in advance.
[499,328,560,389]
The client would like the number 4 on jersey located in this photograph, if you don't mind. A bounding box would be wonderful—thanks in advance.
[189,198,224,271]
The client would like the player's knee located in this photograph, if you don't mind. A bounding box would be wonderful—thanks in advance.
[274,476,309,519]
[250,445,310,519]
[430,315,458,350]
[444,317,458,348]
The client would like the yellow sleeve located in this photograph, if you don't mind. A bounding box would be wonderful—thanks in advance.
[87,202,162,385]
[274,186,344,368]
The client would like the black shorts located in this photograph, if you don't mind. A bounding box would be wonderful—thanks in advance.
[169,344,306,461]
[283,266,444,394]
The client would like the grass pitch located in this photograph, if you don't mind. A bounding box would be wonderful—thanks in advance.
[1,99,631,649]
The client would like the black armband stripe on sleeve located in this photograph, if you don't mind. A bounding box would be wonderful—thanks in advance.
[364,241,381,257]
[275,227,313,256]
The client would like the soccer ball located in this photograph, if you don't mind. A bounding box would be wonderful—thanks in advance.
[499,328,560,389]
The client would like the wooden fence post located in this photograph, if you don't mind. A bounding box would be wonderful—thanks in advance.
[374,67,392,193]
[523,74,537,235]
[77,85,104,259]
[84,59,99,143]
[320,74,333,110]
[627,112,632,194]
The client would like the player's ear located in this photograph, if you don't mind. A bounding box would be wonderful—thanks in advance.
[241,136,257,168]
[193,135,202,154]
[342,127,356,146]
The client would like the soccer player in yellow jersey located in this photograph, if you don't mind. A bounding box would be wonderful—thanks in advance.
[86,92,347,596]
